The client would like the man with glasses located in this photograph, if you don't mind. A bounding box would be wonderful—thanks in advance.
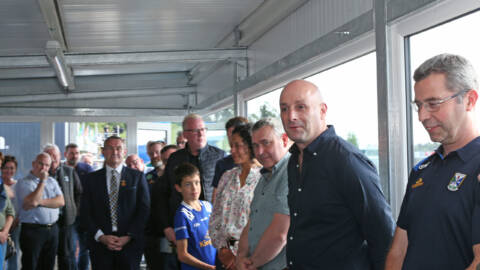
[385,54,480,270]
[158,113,225,262]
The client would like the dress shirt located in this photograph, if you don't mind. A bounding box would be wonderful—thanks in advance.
[95,164,123,241]
[15,173,63,224]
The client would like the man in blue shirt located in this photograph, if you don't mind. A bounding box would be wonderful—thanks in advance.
[16,152,65,270]
[279,80,395,270]
[385,54,480,270]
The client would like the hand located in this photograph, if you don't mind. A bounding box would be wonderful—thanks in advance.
[219,248,237,270]
[99,235,121,251]
[465,260,480,270]
[236,256,252,270]
[116,236,131,248]
[39,171,49,181]
[0,231,8,244]
[164,227,176,245]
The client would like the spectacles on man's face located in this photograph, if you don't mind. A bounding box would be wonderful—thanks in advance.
[412,90,469,112]
[184,127,208,134]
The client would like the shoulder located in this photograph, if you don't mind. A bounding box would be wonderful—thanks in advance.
[201,200,213,212]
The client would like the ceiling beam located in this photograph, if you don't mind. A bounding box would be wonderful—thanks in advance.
[0,87,195,104]
[0,107,187,117]
[38,0,67,50]
[0,49,247,69]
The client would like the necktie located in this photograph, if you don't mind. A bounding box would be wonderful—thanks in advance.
[109,170,119,229]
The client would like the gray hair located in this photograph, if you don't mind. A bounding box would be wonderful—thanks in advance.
[43,143,60,154]
[414,54,479,94]
[182,113,203,129]
[252,118,285,137]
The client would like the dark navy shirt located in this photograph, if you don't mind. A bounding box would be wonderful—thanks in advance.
[286,126,394,270]
[211,155,236,188]
[397,137,480,270]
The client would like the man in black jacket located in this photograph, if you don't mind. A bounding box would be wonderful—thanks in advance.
[44,143,83,270]
[157,113,225,249]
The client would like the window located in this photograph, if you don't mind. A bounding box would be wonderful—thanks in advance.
[306,52,379,169]
[205,106,234,151]
[247,89,281,122]
[407,10,480,165]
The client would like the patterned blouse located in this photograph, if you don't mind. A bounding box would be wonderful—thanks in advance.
[209,166,262,254]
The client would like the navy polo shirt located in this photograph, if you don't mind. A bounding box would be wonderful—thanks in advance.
[286,126,395,270]
[397,137,480,270]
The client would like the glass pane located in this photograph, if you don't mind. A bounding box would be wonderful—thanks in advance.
[247,90,281,122]
[408,10,480,165]
[205,106,234,151]
[306,52,379,169]
[64,122,127,169]
[0,122,41,178]
[137,122,171,163]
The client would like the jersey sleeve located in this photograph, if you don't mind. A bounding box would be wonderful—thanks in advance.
[174,208,190,240]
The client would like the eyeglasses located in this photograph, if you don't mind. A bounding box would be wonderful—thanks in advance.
[412,90,468,112]
[184,128,208,134]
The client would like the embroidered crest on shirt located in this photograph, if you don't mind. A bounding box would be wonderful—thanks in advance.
[447,173,467,191]
[411,178,424,189]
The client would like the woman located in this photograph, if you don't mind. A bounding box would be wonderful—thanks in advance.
[0,155,15,270]
[210,124,262,270]
[1,156,18,270]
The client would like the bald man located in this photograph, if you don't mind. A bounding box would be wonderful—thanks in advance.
[125,154,146,173]
[279,80,394,270]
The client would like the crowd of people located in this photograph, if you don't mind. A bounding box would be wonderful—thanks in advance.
[0,53,479,270]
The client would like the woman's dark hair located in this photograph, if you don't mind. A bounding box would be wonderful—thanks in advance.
[1,155,17,170]
[174,162,200,186]
[232,123,255,160]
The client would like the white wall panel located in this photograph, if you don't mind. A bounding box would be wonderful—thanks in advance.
[249,0,372,74]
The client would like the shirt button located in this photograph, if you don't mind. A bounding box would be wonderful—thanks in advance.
[296,164,299,168]
[293,212,297,216]
[262,192,264,195]
[289,236,293,240]
[313,152,317,156]
[298,188,302,192]
[289,261,293,265]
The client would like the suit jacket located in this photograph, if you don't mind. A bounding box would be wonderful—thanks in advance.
[80,166,150,248]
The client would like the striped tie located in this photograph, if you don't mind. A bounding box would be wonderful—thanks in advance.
[109,170,119,228]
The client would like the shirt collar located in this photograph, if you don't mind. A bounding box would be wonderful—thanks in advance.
[260,152,291,176]
[435,136,480,162]
[106,164,123,175]
[289,125,336,155]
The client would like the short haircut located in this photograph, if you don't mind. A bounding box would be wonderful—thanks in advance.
[161,144,178,154]
[174,162,200,186]
[414,54,479,94]
[1,155,17,169]
[43,143,60,154]
[147,140,164,149]
[35,152,52,164]
[182,113,203,129]
[232,123,255,160]
[103,135,124,148]
[252,118,284,137]
[225,116,248,130]
[65,143,78,151]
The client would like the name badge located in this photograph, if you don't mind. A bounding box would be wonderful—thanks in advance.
[63,176,70,182]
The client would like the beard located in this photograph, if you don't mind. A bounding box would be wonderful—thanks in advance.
[151,160,163,168]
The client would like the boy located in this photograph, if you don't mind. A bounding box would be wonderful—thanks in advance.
[174,163,216,270]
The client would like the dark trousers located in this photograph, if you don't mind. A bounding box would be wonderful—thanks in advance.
[58,224,77,270]
[144,236,179,270]
[89,238,143,270]
[20,223,59,270]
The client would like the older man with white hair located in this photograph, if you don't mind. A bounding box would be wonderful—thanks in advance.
[43,143,82,270]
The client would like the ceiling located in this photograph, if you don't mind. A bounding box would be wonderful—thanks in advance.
[0,0,307,117]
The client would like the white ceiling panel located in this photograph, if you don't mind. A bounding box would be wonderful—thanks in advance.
[0,0,50,55]
[61,0,264,53]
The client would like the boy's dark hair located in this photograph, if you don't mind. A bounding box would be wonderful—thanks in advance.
[174,162,200,186]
